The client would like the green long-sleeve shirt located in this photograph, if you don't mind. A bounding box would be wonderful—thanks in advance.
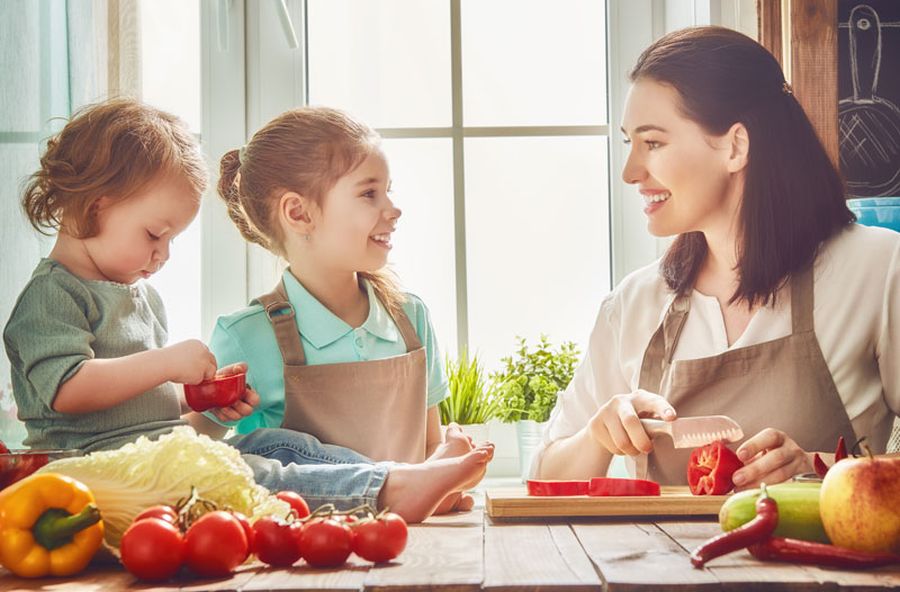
[3,258,185,452]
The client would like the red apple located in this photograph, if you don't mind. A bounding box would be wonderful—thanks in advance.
[819,452,900,554]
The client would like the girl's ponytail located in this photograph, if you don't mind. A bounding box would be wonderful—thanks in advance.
[359,270,407,319]
[217,149,272,251]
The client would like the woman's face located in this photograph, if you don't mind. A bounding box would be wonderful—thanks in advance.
[620,78,741,238]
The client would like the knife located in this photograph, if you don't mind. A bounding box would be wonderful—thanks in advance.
[640,415,744,448]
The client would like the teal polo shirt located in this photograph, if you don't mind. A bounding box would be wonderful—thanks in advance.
[207,271,448,433]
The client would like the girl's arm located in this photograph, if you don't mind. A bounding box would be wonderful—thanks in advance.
[184,411,229,439]
[425,406,443,457]
[53,339,216,414]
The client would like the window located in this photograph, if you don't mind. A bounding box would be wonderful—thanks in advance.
[140,0,202,345]
[298,0,611,366]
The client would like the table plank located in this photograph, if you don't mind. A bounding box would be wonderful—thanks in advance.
[573,521,721,591]
[361,510,484,592]
[482,522,601,591]
[659,521,900,592]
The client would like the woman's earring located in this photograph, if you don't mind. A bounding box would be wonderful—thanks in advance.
[304,234,310,242]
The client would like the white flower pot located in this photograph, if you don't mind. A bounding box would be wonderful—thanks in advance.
[516,419,547,482]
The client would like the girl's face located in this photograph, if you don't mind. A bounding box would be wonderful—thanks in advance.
[83,176,200,284]
[620,79,738,238]
[308,150,401,273]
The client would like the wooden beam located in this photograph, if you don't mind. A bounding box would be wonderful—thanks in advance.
[789,0,839,166]
[757,0,784,70]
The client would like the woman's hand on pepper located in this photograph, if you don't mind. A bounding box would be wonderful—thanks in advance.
[732,428,813,489]
[588,389,677,456]
[208,363,260,422]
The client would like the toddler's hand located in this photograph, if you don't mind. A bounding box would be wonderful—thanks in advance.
[163,339,217,385]
[208,362,260,423]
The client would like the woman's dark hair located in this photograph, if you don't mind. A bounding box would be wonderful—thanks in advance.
[630,26,855,306]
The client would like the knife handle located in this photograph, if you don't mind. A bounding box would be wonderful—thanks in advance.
[640,419,673,439]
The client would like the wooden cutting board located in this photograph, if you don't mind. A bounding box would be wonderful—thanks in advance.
[485,486,729,519]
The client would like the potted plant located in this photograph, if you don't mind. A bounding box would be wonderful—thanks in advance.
[491,335,580,480]
[439,352,498,445]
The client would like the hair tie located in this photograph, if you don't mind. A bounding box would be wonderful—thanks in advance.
[238,144,248,165]
[781,81,793,96]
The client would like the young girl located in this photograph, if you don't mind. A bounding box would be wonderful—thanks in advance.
[3,98,491,522]
[190,107,490,512]
[534,26,899,487]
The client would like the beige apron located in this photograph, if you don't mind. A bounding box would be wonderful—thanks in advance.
[637,265,856,484]
[256,280,427,464]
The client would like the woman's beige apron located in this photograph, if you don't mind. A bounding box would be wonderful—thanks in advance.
[256,281,427,463]
[637,266,856,484]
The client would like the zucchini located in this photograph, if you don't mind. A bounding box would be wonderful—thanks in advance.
[718,482,829,543]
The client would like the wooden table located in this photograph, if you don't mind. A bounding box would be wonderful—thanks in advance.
[2,507,898,591]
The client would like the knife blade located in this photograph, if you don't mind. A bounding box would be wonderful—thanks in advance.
[640,415,744,448]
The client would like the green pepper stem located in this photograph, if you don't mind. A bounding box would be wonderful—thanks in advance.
[33,504,101,550]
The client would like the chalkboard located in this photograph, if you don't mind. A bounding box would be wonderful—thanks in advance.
[838,0,900,197]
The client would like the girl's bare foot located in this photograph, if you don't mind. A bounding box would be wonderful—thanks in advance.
[379,443,494,523]
[429,423,475,460]
[433,491,476,515]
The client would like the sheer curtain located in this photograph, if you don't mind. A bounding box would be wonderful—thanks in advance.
[0,0,141,447]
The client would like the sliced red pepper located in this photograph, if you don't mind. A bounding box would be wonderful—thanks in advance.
[748,537,900,569]
[588,477,660,496]
[834,436,847,462]
[812,453,829,479]
[526,480,589,496]
[687,441,744,495]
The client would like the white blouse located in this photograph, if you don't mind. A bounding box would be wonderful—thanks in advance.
[533,224,900,475]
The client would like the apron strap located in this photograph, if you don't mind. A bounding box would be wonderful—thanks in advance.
[638,294,691,392]
[256,281,307,366]
[791,265,815,335]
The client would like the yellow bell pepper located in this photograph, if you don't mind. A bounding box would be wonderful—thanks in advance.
[0,472,104,578]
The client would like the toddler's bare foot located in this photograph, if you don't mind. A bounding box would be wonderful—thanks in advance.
[379,443,494,523]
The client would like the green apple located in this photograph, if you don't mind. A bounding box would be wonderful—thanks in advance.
[819,453,900,553]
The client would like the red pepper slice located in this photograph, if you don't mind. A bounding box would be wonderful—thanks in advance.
[812,453,830,479]
[834,436,848,462]
[687,441,745,495]
[184,373,246,412]
[588,477,661,496]
[526,480,589,496]
[748,537,900,569]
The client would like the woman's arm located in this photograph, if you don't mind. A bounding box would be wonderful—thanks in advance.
[425,406,443,457]
[537,425,614,479]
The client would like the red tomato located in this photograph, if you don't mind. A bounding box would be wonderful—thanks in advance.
[687,441,745,495]
[231,511,255,558]
[300,518,353,567]
[276,491,311,519]
[120,517,185,581]
[184,511,249,577]
[352,512,408,563]
[253,516,303,567]
[134,505,179,525]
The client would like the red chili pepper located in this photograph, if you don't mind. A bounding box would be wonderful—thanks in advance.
[687,441,745,495]
[526,480,589,496]
[834,436,848,462]
[748,537,900,569]
[812,453,830,479]
[690,485,778,568]
[588,477,660,496]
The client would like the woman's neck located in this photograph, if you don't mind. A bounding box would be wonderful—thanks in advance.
[287,262,369,327]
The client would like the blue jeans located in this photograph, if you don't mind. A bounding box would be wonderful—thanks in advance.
[226,428,393,510]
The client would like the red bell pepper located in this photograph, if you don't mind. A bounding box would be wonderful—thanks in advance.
[588,477,660,496]
[526,480,589,496]
[184,373,246,412]
[687,441,744,495]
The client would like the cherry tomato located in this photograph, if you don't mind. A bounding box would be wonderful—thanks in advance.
[184,511,249,577]
[134,505,179,525]
[352,513,408,563]
[300,518,353,568]
[120,517,185,581]
[231,511,255,558]
[253,516,303,567]
[276,491,311,519]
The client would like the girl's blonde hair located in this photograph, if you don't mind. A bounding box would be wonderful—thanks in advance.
[218,107,406,316]
[22,98,207,238]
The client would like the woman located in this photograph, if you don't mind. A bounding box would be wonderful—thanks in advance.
[533,26,899,489]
